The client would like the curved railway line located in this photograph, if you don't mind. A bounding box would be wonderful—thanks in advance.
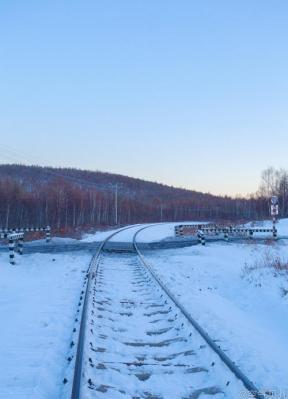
[68,225,265,399]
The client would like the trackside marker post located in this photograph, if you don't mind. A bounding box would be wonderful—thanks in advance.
[271,196,279,240]
[18,237,24,255]
[9,238,15,265]
[201,234,206,246]
[7,232,24,265]
[1,227,51,265]
[198,230,205,246]
[46,226,51,242]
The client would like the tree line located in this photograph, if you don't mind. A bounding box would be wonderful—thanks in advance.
[0,164,281,231]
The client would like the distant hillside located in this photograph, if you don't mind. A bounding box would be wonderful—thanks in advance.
[0,164,266,230]
[0,163,212,200]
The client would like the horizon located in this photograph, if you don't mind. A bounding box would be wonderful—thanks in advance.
[1,1,288,195]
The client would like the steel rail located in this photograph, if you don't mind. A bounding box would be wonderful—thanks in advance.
[70,224,140,399]
[133,225,266,399]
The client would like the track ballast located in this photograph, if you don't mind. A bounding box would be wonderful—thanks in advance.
[69,225,264,399]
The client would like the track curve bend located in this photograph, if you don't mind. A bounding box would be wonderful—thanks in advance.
[68,224,265,399]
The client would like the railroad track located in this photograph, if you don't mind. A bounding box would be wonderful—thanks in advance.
[67,225,265,399]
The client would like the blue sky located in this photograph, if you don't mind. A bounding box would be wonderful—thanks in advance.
[1,1,288,195]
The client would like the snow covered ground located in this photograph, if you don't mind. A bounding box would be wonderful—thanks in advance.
[0,251,91,399]
[244,217,288,236]
[82,224,145,243]
[135,222,204,243]
[2,220,288,398]
[82,221,207,243]
[81,228,121,242]
[141,240,288,393]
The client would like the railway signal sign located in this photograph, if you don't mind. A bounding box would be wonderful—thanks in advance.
[271,196,278,205]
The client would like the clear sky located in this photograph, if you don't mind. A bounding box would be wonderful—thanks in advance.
[1,1,288,196]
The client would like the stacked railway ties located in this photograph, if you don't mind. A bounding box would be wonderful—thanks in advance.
[59,224,269,399]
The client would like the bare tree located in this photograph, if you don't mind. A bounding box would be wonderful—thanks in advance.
[259,167,277,198]
[276,169,288,217]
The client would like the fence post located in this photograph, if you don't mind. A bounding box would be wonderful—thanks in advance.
[201,233,206,246]
[175,226,181,237]
[9,238,15,265]
[224,230,229,242]
[18,237,24,255]
[198,230,205,246]
[249,230,253,240]
[46,226,51,243]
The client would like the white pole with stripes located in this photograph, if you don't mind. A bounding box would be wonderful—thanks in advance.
[9,237,15,265]
[18,237,24,255]
[7,233,24,264]
[271,196,279,240]
[46,226,51,242]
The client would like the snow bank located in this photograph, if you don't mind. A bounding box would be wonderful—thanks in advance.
[144,241,288,391]
[81,228,119,242]
[82,224,143,243]
[27,237,79,246]
[0,251,91,399]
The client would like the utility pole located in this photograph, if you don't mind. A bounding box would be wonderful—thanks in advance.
[160,204,163,222]
[115,183,118,226]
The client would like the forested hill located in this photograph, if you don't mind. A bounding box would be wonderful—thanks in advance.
[0,164,266,230]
